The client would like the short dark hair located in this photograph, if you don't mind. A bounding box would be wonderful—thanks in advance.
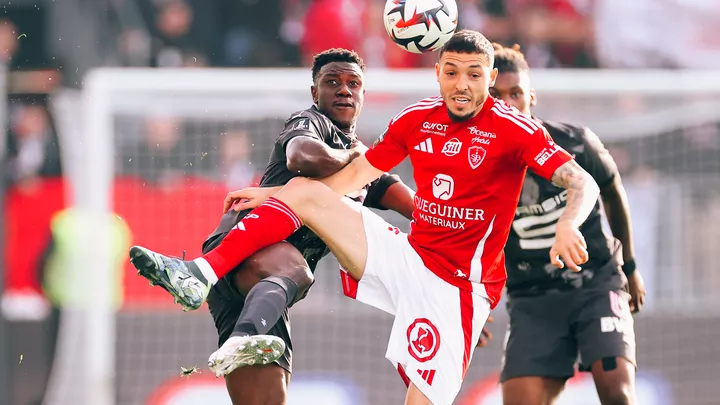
[438,29,495,66]
[492,43,530,73]
[311,48,366,83]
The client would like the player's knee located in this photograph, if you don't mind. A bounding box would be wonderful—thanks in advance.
[264,275,302,307]
[597,384,633,405]
[501,377,564,405]
[284,265,314,300]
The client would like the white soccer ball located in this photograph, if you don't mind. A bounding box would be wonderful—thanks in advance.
[383,0,459,54]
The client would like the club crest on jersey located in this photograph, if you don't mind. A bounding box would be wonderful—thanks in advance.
[441,138,462,156]
[468,146,486,169]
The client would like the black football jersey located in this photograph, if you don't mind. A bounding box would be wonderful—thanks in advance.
[504,119,625,296]
[207,105,399,272]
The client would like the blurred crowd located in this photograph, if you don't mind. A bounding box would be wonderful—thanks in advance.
[108,0,720,70]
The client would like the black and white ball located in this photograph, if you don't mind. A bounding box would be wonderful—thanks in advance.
[383,0,459,54]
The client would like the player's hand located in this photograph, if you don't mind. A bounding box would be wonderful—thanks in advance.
[627,270,646,314]
[550,221,588,272]
[476,315,493,348]
[223,186,281,213]
[349,139,369,155]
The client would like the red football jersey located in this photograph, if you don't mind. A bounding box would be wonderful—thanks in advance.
[365,96,573,308]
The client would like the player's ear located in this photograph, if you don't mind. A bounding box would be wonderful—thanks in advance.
[489,68,498,87]
[530,88,537,107]
[435,63,441,82]
[310,85,318,104]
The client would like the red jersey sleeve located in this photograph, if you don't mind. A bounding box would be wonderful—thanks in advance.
[364,116,410,172]
[521,126,573,181]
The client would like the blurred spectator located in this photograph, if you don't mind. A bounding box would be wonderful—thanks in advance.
[135,0,221,67]
[300,0,365,66]
[0,18,19,64]
[138,116,185,186]
[455,0,597,67]
[218,130,260,191]
[459,0,515,45]
[594,0,720,68]
[4,103,62,186]
[220,0,300,67]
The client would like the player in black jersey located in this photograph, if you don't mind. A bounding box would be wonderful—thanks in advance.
[488,44,646,405]
[200,49,415,405]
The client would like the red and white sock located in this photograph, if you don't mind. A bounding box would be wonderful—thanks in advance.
[194,197,302,283]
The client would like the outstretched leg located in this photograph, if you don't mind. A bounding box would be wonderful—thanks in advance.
[201,176,370,280]
[129,177,370,310]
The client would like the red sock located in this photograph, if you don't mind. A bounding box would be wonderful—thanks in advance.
[201,197,302,279]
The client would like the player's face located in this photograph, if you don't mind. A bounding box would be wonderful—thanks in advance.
[312,61,365,131]
[436,51,498,122]
[489,71,536,117]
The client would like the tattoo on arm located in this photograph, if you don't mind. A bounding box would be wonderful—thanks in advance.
[551,160,600,229]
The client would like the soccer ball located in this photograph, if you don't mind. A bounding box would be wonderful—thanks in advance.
[383,0,459,54]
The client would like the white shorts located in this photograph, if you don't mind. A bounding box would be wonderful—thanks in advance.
[340,207,491,405]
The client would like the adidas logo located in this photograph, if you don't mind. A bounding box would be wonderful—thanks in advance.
[413,138,433,153]
[417,369,436,385]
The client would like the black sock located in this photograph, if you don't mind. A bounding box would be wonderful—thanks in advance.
[184,261,208,285]
[231,276,299,337]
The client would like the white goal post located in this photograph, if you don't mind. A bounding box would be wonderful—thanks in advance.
[47,68,720,405]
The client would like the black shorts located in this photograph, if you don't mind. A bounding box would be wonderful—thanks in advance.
[500,288,636,382]
[203,233,293,373]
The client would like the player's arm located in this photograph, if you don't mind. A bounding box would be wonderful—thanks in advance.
[550,159,600,231]
[580,127,645,311]
[286,136,364,178]
[378,182,415,220]
[225,116,409,211]
[574,127,634,263]
[224,152,386,213]
[318,154,385,195]
[601,176,635,266]
[363,173,415,220]
[550,160,599,270]
[319,119,410,197]
[522,127,599,271]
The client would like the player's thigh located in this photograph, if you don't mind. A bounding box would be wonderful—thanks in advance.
[273,177,378,280]
[574,290,637,375]
[589,357,636,405]
[500,294,577,383]
[232,241,314,298]
[225,363,290,405]
[574,290,637,404]
[389,272,491,405]
[341,206,422,315]
[404,382,433,405]
[501,377,566,405]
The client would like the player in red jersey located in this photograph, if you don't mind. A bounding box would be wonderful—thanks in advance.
[129,30,601,405]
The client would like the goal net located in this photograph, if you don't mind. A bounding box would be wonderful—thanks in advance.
[48,68,720,405]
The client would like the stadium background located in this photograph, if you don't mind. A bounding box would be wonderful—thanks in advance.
[1,1,720,404]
